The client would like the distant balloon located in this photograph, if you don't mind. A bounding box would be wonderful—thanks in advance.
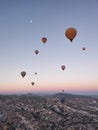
[34,50,39,55]
[21,71,26,78]
[42,37,47,43]
[35,72,37,75]
[31,82,35,86]
[60,97,65,103]
[82,47,86,51]
[65,27,77,42]
[61,65,65,71]
[62,90,64,93]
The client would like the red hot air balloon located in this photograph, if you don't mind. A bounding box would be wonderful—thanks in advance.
[34,50,39,55]
[65,27,77,42]
[21,71,26,78]
[61,65,65,71]
[42,37,47,43]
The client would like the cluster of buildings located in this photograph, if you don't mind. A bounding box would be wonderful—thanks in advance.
[0,93,98,130]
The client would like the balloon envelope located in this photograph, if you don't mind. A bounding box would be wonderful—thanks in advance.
[21,71,26,78]
[62,90,64,93]
[31,82,35,86]
[35,72,37,75]
[34,50,39,55]
[61,65,65,70]
[65,27,77,42]
[42,37,47,43]
[60,97,65,103]
[82,47,86,51]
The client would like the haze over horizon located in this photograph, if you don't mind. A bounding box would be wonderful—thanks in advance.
[0,0,98,95]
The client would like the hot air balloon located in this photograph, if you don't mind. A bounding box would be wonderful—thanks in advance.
[82,47,86,51]
[60,97,65,103]
[61,65,65,71]
[62,90,64,93]
[35,72,37,75]
[21,71,26,78]
[65,27,77,42]
[31,82,34,86]
[42,37,47,43]
[34,50,39,55]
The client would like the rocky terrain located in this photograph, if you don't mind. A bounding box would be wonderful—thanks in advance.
[0,93,98,130]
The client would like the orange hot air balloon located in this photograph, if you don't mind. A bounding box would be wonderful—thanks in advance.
[82,47,86,51]
[31,82,34,86]
[21,71,26,78]
[65,27,77,42]
[42,37,47,43]
[61,65,65,70]
[34,50,39,55]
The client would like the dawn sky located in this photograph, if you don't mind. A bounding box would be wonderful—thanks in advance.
[0,0,98,94]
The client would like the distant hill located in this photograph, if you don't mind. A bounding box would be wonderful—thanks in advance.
[0,92,97,99]
[91,95,98,98]
[49,92,92,99]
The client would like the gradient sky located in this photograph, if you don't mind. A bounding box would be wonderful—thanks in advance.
[0,0,98,94]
